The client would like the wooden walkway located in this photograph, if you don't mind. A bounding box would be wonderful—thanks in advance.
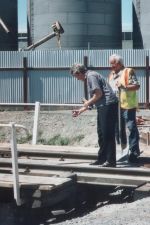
[0,143,150,207]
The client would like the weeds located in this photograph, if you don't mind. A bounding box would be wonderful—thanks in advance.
[38,134,84,146]
[17,133,32,144]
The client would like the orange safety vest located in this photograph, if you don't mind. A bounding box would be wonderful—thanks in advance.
[109,68,138,109]
[120,68,138,109]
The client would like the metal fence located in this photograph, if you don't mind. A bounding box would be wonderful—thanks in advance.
[0,50,149,107]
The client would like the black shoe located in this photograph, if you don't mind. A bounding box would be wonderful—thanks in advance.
[90,160,101,165]
[128,152,139,163]
[101,161,116,168]
[90,159,104,165]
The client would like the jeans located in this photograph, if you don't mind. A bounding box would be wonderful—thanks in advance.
[97,103,118,164]
[121,108,140,154]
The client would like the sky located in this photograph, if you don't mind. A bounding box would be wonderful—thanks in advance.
[18,0,132,32]
[122,0,132,31]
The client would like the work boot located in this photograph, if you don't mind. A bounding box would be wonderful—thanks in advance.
[90,158,105,165]
[128,152,139,163]
[90,160,101,165]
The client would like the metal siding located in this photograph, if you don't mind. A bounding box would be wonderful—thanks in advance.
[27,50,90,68]
[134,69,146,103]
[0,71,24,102]
[0,51,23,68]
[28,70,84,103]
[0,50,149,68]
[0,50,149,104]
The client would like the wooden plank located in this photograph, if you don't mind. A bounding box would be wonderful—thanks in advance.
[0,143,98,153]
[77,173,148,187]
[0,166,75,178]
[0,145,97,160]
[0,157,150,176]
[0,165,149,188]
[0,173,74,190]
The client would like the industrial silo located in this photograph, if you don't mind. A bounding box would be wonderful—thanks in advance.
[133,0,150,49]
[0,0,18,50]
[27,0,122,50]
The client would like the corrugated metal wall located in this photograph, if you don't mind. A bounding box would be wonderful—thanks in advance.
[0,50,149,105]
[28,70,84,103]
[0,71,23,102]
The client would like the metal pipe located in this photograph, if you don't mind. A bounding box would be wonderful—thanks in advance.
[10,122,21,206]
[32,102,40,145]
[24,21,64,51]
[0,123,30,206]
[25,32,56,50]
[0,103,83,107]
[0,17,10,33]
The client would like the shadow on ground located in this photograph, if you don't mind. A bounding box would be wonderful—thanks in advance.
[0,185,134,225]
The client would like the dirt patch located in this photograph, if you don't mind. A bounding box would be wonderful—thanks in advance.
[0,110,98,147]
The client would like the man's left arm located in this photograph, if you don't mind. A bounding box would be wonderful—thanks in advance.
[126,69,140,91]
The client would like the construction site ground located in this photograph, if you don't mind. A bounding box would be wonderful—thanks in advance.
[0,109,149,225]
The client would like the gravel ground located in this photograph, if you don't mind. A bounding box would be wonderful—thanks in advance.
[0,109,149,225]
[56,197,150,225]
[0,109,98,146]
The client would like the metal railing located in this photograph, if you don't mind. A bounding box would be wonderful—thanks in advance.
[0,123,29,206]
[0,102,83,145]
[0,101,83,205]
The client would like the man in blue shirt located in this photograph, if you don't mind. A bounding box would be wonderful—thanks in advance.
[70,63,118,167]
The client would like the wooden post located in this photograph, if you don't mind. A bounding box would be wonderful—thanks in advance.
[23,57,28,109]
[84,56,88,100]
[145,56,149,108]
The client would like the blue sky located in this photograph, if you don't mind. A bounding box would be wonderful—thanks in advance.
[122,0,132,31]
[18,0,132,32]
[18,0,27,32]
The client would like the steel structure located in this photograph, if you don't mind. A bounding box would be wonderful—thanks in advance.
[0,0,18,50]
[133,0,150,49]
[27,0,122,49]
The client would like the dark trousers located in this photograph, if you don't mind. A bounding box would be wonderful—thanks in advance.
[121,108,140,154]
[97,103,118,164]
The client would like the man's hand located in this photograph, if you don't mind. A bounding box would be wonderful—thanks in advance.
[116,81,126,90]
[72,110,80,117]
[72,106,87,117]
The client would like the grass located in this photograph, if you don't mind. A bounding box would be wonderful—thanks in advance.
[17,133,32,144]
[38,134,85,146]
